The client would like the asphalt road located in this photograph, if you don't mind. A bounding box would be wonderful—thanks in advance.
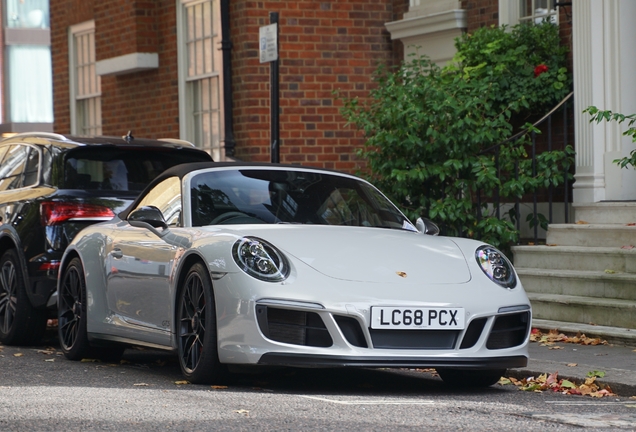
[1,330,635,431]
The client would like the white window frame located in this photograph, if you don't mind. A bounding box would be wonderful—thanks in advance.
[499,0,558,27]
[177,0,224,161]
[68,20,102,136]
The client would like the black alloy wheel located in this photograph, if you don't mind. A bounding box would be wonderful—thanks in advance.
[177,262,222,384]
[58,257,91,360]
[0,249,47,345]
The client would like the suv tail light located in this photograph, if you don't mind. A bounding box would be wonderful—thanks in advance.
[41,202,115,226]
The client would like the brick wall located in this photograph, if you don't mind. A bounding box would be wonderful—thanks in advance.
[97,0,181,138]
[50,0,96,133]
[230,0,399,171]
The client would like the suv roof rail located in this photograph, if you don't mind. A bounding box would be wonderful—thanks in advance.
[158,138,196,147]
[2,132,68,142]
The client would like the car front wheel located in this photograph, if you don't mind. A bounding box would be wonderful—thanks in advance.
[177,262,222,384]
[437,368,506,388]
[58,257,91,360]
[0,249,47,345]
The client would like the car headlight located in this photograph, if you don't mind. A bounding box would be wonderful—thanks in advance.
[232,237,289,282]
[475,246,517,288]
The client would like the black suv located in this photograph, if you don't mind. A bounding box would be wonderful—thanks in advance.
[0,132,213,345]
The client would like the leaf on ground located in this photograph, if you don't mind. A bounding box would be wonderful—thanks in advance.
[134,383,149,386]
[80,358,99,362]
[546,244,558,246]
[566,363,577,367]
[587,370,606,378]
[629,396,636,400]
[604,269,616,274]
[621,245,635,249]
[530,329,607,346]
[548,346,564,350]
[575,220,589,224]
[505,372,616,397]
[36,349,55,355]
[211,385,228,389]
[235,409,249,416]
[498,377,512,385]
[626,223,636,227]
[13,353,23,357]
[44,358,55,362]
[174,380,190,385]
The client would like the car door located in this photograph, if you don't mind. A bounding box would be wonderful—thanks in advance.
[105,176,183,346]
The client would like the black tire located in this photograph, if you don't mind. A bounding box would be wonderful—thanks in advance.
[0,249,47,346]
[177,262,222,384]
[437,368,506,388]
[58,257,91,360]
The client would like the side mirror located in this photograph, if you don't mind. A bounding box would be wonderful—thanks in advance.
[128,206,168,230]
[416,217,440,236]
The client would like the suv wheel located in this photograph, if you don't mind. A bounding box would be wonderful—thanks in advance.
[0,249,47,345]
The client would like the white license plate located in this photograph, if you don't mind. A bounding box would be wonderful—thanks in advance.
[370,307,465,330]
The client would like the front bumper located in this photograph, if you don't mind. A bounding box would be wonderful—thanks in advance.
[258,353,528,369]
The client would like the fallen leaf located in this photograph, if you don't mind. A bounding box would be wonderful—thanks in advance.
[498,377,512,385]
[626,223,636,226]
[235,409,249,415]
[80,358,99,362]
[134,383,149,386]
[566,363,577,367]
[560,379,576,389]
[13,353,23,357]
[36,349,55,355]
[604,269,616,274]
[587,370,606,378]
[174,380,190,385]
[546,244,558,246]
[211,385,228,389]
[575,220,589,224]
[621,245,635,249]
[548,346,563,350]
[629,396,636,400]
[44,359,55,362]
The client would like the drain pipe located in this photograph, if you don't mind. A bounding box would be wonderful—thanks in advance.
[220,0,236,158]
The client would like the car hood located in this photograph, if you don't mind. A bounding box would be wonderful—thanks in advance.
[230,226,472,284]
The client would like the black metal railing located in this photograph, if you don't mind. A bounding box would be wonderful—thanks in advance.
[476,92,574,245]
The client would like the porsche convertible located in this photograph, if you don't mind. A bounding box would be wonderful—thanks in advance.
[57,162,531,387]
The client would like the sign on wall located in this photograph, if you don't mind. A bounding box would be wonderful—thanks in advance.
[259,23,278,63]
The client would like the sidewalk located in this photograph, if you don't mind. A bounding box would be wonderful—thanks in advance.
[507,336,636,397]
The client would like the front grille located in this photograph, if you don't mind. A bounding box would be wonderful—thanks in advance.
[369,329,459,349]
[486,311,530,349]
[255,305,332,347]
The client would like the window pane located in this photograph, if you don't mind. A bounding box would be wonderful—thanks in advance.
[5,0,49,28]
[7,45,53,122]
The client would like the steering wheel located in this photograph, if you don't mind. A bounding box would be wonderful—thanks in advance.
[209,211,251,225]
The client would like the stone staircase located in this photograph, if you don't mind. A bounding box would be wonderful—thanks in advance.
[511,202,636,345]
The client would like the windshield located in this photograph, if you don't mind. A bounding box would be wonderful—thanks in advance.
[190,168,416,230]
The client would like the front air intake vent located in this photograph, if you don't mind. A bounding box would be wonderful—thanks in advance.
[486,311,530,350]
[256,305,332,347]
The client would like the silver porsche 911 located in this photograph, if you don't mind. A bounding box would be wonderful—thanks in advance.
[57,162,531,387]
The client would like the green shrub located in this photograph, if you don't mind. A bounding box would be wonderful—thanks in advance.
[585,106,636,169]
[341,23,574,250]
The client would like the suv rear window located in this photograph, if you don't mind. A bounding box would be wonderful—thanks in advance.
[64,147,211,191]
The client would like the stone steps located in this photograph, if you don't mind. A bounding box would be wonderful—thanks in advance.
[512,202,636,345]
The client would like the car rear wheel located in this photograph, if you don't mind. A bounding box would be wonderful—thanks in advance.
[437,368,506,388]
[58,257,91,360]
[177,262,222,384]
[0,249,47,346]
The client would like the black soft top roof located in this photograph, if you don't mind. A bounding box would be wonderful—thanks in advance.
[118,161,351,219]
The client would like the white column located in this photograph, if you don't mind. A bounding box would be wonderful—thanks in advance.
[572,0,636,202]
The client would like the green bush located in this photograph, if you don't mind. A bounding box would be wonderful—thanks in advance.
[341,23,574,250]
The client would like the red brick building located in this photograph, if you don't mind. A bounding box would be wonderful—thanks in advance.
[49,0,571,173]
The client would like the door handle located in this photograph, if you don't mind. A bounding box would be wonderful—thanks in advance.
[110,248,123,259]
